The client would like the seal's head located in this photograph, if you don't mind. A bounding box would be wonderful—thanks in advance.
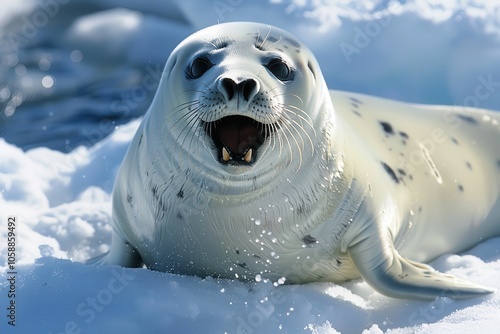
[148,22,330,176]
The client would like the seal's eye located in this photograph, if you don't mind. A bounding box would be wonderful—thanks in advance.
[266,58,293,81]
[188,57,213,79]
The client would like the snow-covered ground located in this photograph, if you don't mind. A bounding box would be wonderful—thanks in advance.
[1,1,500,333]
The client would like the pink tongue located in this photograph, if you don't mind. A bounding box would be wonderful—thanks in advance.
[216,120,258,155]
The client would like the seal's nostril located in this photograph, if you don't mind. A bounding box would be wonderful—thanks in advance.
[221,78,235,101]
[242,79,258,101]
[218,77,259,102]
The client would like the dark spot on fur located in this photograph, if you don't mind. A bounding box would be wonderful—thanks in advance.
[381,162,399,184]
[336,258,342,266]
[458,114,478,125]
[466,161,472,170]
[352,109,362,117]
[297,203,306,215]
[458,184,464,192]
[397,168,407,176]
[379,121,394,135]
[399,131,409,139]
[237,262,248,269]
[152,185,159,199]
[138,134,143,146]
[451,137,459,145]
[351,102,359,108]
[399,131,409,145]
[252,254,262,260]
[349,97,363,104]
[235,249,240,255]
[284,37,301,49]
[302,234,317,245]
[177,187,184,199]
[177,212,184,220]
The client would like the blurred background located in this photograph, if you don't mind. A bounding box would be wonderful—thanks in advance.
[1,0,499,152]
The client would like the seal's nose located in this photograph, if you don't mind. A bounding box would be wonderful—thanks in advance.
[218,77,259,103]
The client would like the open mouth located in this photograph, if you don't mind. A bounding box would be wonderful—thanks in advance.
[202,116,269,165]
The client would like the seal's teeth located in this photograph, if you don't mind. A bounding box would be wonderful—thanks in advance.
[222,147,231,162]
[243,149,253,163]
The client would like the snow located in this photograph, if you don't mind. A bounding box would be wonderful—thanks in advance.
[1,1,500,333]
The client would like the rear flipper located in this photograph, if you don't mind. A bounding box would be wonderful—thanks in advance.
[348,228,494,300]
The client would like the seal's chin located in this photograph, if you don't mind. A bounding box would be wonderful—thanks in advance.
[202,115,269,166]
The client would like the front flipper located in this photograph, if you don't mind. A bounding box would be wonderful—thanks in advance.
[348,228,494,300]
[86,232,143,268]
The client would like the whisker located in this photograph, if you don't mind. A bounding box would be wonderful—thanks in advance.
[280,116,304,170]
[257,66,264,78]
[181,89,207,95]
[257,26,272,50]
[276,119,293,166]
[272,93,304,106]
[279,104,317,141]
[176,106,202,149]
[279,104,316,135]
[259,123,275,161]
[170,102,201,131]
[281,113,305,150]
[161,101,195,136]
[187,114,203,155]
[290,120,314,158]
[268,85,282,95]
[272,121,283,160]
[172,100,200,113]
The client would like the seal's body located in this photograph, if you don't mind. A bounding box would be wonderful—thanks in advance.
[91,22,500,300]
[334,91,500,264]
